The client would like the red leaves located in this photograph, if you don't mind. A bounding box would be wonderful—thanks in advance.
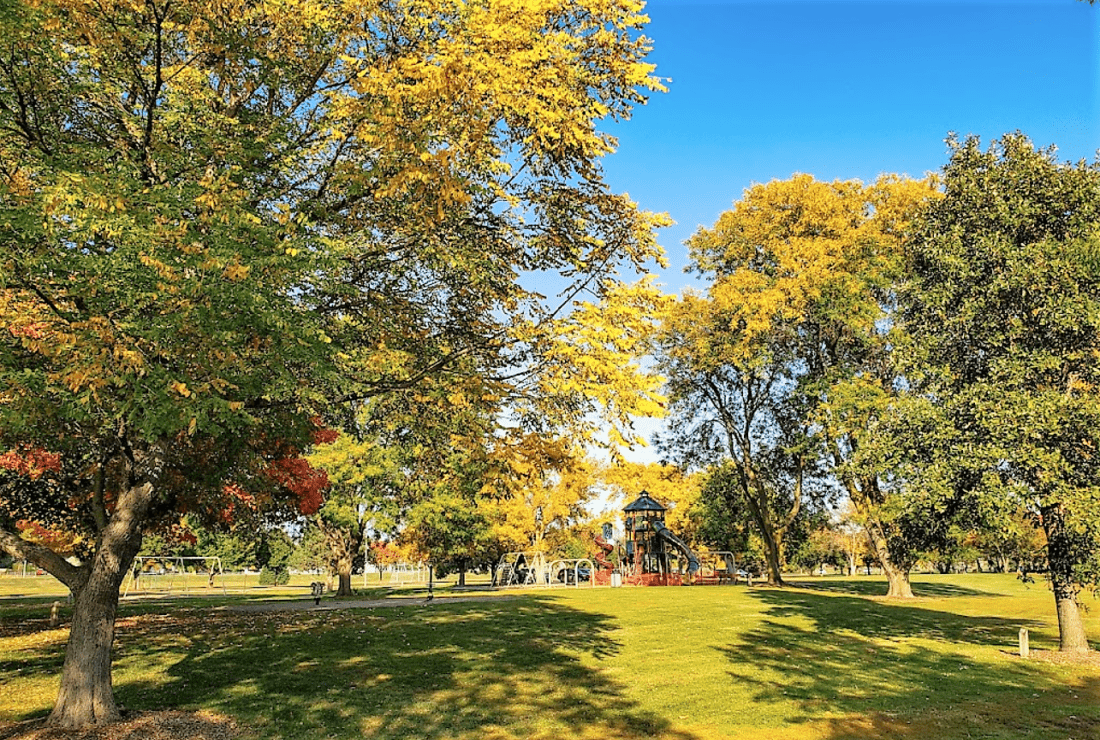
[267,457,328,515]
[7,322,47,340]
[15,519,80,554]
[310,417,340,445]
[0,447,61,479]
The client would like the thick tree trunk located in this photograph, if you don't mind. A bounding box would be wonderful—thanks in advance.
[48,477,156,727]
[864,514,914,599]
[318,519,363,598]
[1043,504,1091,654]
[49,573,124,726]
[336,553,354,597]
[760,528,785,586]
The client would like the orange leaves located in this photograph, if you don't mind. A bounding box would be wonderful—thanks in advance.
[169,381,192,398]
[266,457,329,515]
[15,519,82,555]
[0,447,62,479]
[223,262,250,282]
[309,418,339,445]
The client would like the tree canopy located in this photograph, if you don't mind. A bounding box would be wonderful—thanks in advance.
[898,133,1100,652]
[0,0,668,726]
[657,173,938,590]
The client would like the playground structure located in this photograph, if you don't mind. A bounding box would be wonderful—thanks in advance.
[615,491,700,586]
[387,562,429,585]
[492,551,595,588]
[692,549,740,585]
[488,491,742,590]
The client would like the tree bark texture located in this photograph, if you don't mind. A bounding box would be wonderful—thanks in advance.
[321,523,363,598]
[336,553,355,597]
[862,513,914,599]
[47,478,157,727]
[1042,504,1091,654]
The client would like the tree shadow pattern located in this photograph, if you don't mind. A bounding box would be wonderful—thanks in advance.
[109,597,699,740]
[723,588,1100,739]
[785,578,995,599]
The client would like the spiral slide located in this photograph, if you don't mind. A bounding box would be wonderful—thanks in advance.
[652,521,700,574]
[594,534,614,570]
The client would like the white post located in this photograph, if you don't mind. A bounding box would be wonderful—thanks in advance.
[1019,628,1030,658]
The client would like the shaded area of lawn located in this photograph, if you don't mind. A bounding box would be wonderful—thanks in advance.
[724,588,1100,740]
[110,596,698,740]
[784,577,995,599]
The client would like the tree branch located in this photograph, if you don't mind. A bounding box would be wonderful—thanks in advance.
[0,526,88,591]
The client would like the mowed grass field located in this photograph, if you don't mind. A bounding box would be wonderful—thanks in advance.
[1,573,1097,740]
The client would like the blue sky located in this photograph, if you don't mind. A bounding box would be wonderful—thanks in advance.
[603,0,1100,295]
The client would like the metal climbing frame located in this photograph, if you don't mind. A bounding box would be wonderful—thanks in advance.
[692,550,739,584]
[548,558,596,588]
[493,551,547,587]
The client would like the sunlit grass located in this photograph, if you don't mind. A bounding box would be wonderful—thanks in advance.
[1,573,1097,739]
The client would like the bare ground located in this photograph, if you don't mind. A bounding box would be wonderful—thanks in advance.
[0,711,245,740]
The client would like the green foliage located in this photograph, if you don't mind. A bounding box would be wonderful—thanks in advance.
[193,525,260,572]
[899,132,1100,648]
[257,567,290,586]
[0,0,670,719]
[658,174,938,589]
[288,525,330,574]
[258,529,295,573]
[403,492,494,579]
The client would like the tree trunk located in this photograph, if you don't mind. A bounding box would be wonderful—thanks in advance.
[318,519,363,598]
[1042,504,1091,654]
[49,573,124,726]
[864,514,914,599]
[736,473,789,587]
[760,527,785,586]
[48,477,157,727]
[336,552,354,597]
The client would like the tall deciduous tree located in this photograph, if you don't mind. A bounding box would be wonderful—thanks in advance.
[663,174,937,594]
[306,425,402,596]
[900,133,1100,653]
[0,0,667,726]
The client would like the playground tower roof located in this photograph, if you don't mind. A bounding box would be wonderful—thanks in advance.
[623,491,666,513]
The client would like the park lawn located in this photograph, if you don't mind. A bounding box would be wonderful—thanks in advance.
[0,574,1097,740]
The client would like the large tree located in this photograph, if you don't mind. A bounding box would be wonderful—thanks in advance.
[663,174,937,595]
[900,133,1100,653]
[655,306,812,586]
[0,0,667,726]
[306,424,401,596]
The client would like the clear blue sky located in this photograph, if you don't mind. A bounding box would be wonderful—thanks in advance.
[603,0,1100,294]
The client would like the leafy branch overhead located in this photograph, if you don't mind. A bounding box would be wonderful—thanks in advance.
[0,0,670,727]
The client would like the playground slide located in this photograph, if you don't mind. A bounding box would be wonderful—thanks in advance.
[652,521,700,574]
[594,534,614,570]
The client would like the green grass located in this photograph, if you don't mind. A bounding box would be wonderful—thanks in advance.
[1,573,1098,739]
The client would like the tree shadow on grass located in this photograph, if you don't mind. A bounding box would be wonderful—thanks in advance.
[722,588,1100,739]
[784,578,994,599]
[112,596,699,740]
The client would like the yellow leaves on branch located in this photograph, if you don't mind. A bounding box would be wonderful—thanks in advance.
[223,262,250,282]
[685,173,941,358]
[533,277,670,447]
